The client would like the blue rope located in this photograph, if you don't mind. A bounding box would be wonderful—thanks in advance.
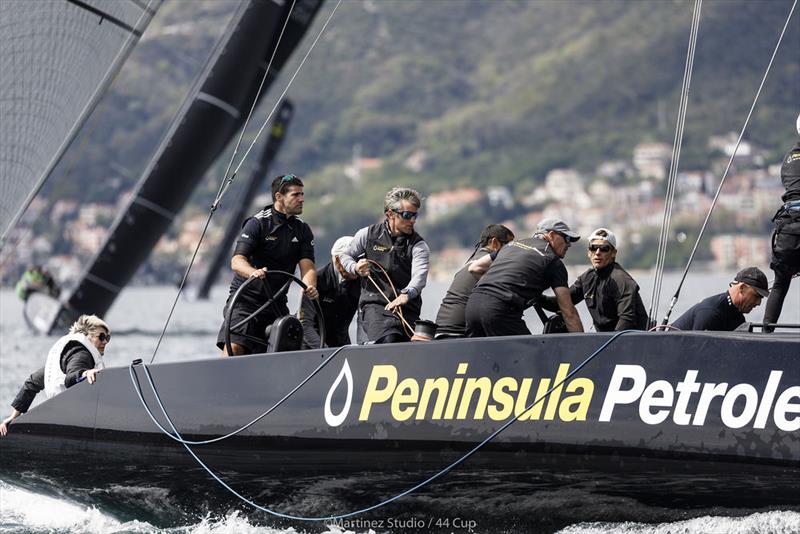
[130,345,348,445]
[129,330,635,521]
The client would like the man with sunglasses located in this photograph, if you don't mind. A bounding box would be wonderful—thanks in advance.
[216,174,318,356]
[434,224,515,338]
[1,315,110,436]
[538,228,648,331]
[464,218,584,337]
[340,187,430,344]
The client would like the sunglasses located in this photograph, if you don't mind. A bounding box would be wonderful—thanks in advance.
[280,174,297,183]
[588,244,612,253]
[95,332,111,343]
[392,209,418,220]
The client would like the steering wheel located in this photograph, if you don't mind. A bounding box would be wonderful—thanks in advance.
[224,270,325,355]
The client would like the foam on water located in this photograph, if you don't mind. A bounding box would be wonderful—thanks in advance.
[0,481,378,534]
[557,511,800,534]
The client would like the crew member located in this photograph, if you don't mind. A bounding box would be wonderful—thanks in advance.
[1,314,110,436]
[539,228,648,331]
[216,174,318,356]
[671,267,769,331]
[763,114,800,331]
[464,218,584,337]
[341,187,430,344]
[434,224,514,338]
[299,236,360,348]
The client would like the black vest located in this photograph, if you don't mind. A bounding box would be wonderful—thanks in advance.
[361,222,425,319]
[435,248,490,335]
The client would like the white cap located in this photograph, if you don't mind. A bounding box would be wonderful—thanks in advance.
[588,228,617,249]
[331,236,353,259]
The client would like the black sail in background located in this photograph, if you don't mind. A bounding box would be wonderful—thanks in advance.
[195,99,294,300]
[47,0,325,333]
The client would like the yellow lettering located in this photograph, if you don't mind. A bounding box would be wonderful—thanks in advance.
[391,378,419,421]
[417,378,449,420]
[359,365,397,420]
[458,377,492,419]
[544,364,570,420]
[444,363,469,419]
[488,377,518,420]
[559,378,594,421]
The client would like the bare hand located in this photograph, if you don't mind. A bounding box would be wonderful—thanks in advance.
[355,259,370,277]
[304,285,319,300]
[1,415,16,436]
[249,267,268,279]
[385,293,409,312]
[82,368,101,384]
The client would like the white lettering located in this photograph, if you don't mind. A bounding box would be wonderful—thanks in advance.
[720,383,759,429]
[599,365,646,421]
[639,380,674,425]
[774,386,800,432]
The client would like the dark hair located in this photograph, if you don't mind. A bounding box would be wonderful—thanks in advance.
[271,174,304,201]
[479,224,514,247]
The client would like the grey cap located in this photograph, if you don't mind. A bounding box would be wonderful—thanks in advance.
[537,218,580,242]
[734,267,769,298]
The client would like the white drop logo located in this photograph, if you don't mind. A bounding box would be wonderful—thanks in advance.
[324,359,353,427]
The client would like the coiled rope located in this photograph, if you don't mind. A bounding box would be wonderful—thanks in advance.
[130,330,636,521]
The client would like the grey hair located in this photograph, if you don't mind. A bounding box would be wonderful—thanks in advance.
[384,187,422,213]
[69,314,110,337]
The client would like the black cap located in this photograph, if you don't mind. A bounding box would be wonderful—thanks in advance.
[734,267,769,298]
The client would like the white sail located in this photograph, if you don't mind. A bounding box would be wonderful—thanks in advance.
[0,0,161,248]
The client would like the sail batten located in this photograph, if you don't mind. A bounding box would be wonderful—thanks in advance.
[47,0,325,332]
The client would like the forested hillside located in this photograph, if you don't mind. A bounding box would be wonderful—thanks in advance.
[40,0,799,272]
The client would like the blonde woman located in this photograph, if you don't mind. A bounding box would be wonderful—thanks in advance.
[0,314,110,436]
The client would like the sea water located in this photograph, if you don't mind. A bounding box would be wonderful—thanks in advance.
[0,273,798,533]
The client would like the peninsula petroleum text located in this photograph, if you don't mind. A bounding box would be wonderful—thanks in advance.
[352,363,799,431]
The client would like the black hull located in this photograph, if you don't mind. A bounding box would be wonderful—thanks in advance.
[2,332,799,529]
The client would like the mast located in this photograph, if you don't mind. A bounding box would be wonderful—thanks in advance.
[195,99,294,300]
[46,0,324,333]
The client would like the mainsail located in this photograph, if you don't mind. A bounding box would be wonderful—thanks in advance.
[195,99,294,300]
[0,0,161,248]
[45,0,324,333]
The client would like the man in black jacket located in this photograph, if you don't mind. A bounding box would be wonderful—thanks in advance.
[672,267,769,331]
[539,228,648,331]
[435,224,514,338]
[299,236,360,348]
[764,115,800,331]
[465,218,584,337]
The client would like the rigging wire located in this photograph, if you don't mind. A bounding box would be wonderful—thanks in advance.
[131,345,348,445]
[149,0,342,364]
[649,0,702,326]
[131,330,637,521]
[659,0,797,327]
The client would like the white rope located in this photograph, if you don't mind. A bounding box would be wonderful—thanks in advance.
[659,0,797,326]
[649,0,702,326]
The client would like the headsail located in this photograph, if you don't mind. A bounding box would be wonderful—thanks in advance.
[45,0,325,333]
[0,0,161,248]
